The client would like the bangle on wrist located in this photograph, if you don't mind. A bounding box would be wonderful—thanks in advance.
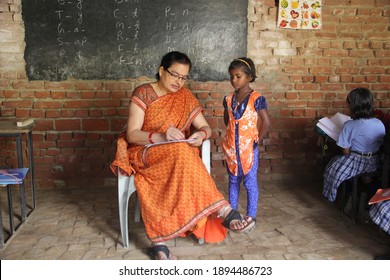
[148,132,154,144]
[198,129,207,141]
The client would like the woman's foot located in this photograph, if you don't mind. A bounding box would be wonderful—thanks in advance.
[147,245,177,260]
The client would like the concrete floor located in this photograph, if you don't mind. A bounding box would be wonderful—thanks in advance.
[1,176,390,260]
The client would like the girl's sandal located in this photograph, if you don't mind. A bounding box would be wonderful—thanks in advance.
[244,216,257,233]
[221,209,255,233]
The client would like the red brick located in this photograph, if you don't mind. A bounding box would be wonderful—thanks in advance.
[284,66,308,74]
[336,67,359,74]
[44,82,72,90]
[105,82,131,90]
[285,92,298,99]
[46,110,61,118]
[34,101,62,109]
[64,100,92,108]
[74,110,89,117]
[205,100,222,108]
[117,108,128,117]
[66,92,81,99]
[111,91,127,99]
[93,100,121,107]
[195,92,209,99]
[295,84,320,91]
[111,118,127,131]
[3,90,18,98]
[95,91,111,99]
[302,76,314,83]
[3,100,33,108]
[310,66,333,75]
[82,119,109,131]
[12,81,43,89]
[104,108,118,116]
[35,91,51,98]
[189,82,216,91]
[340,75,353,82]
[214,108,224,117]
[89,110,103,117]
[362,67,385,74]
[61,110,75,118]
[81,91,95,99]
[54,119,80,131]
[30,110,45,118]
[352,76,366,83]
[75,81,103,90]
[15,109,30,118]
[51,91,66,99]
[320,84,344,91]
[34,120,54,131]
[46,133,59,141]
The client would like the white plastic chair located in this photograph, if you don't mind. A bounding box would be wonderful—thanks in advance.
[118,139,211,248]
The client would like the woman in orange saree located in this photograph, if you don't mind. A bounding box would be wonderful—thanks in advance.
[111,52,254,260]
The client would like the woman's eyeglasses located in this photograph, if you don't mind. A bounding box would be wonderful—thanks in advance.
[165,68,190,81]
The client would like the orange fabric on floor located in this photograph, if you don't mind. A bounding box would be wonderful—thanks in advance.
[111,84,228,243]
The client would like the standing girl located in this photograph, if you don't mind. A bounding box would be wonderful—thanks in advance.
[222,57,271,226]
[323,88,386,203]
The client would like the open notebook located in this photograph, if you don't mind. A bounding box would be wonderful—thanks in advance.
[316,112,351,141]
[0,168,29,185]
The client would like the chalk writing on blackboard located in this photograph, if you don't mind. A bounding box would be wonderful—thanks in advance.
[22,0,248,81]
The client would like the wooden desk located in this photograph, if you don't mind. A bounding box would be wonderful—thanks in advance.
[0,121,36,247]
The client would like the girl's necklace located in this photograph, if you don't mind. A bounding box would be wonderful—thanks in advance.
[235,89,253,105]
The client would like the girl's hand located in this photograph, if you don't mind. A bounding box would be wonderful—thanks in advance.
[166,125,185,141]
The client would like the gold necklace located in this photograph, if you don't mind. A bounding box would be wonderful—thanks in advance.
[154,82,167,97]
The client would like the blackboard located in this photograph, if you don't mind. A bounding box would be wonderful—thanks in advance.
[22,0,248,81]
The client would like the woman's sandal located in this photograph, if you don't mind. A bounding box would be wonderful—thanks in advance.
[147,245,175,260]
[221,209,255,233]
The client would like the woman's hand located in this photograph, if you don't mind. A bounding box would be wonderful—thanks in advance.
[187,131,204,147]
[166,125,185,141]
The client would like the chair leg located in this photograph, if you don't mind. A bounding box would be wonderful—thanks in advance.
[351,175,358,224]
[118,172,135,249]
[134,192,141,223]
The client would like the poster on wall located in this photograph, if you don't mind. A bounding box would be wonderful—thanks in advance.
[277,0,322,30]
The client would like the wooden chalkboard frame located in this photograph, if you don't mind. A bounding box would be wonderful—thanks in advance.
[22,0,248,81]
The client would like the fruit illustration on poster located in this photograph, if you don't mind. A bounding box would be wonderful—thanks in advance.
[281,0,288,8]
[291,0,299,9]
[279,19,288,27]
[290,10,299,19]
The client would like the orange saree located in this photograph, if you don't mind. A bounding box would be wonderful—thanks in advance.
[111,84,228,243]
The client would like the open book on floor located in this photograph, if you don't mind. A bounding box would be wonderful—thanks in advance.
[368,188,390,205]
[316,112,351,141]
[0,168,29,185]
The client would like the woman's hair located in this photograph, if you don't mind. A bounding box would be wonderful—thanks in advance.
[347,88,374,119]
[155,51,192,80]
[228,57,257,82]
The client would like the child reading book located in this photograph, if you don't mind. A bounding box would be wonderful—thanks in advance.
[322,88,386,203]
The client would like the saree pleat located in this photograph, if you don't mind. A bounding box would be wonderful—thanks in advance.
[111,85,228,243]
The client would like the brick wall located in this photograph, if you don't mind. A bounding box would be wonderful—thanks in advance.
[0,0,389,189]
